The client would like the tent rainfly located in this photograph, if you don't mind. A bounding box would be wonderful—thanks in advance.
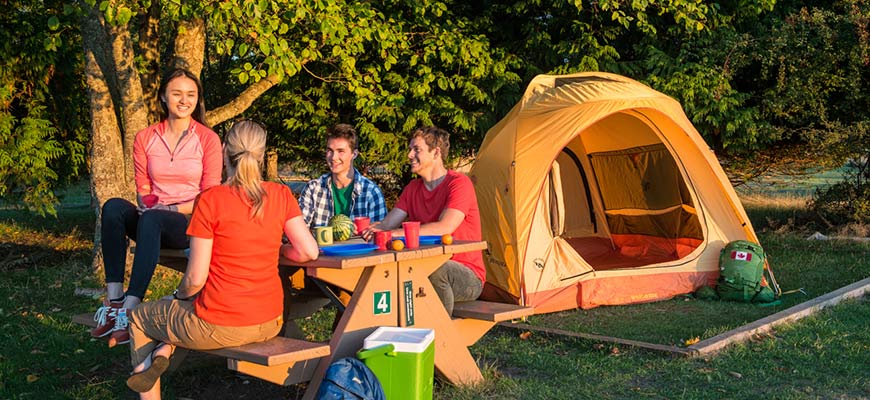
[470,72,760,313]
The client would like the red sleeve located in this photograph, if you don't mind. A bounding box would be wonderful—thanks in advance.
[133,128,152,194]
[198,125,223,191]
[446,173,476,215]
[187,190,215,239]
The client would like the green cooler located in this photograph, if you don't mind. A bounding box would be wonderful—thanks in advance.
[357,327,435,400]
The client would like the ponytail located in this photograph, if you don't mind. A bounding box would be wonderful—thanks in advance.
[224,120,267,219]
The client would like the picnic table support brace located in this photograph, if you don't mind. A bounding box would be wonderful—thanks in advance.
[309,277,347,313]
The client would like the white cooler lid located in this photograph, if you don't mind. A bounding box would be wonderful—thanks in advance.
[364,326,435,353]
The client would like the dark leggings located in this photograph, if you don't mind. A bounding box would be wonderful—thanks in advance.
[101,198,189,299]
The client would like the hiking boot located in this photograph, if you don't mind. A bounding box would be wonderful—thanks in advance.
[107,308,130,347]
[90,299,124,338]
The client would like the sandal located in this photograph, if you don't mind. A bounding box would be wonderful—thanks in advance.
[126,342,173,392]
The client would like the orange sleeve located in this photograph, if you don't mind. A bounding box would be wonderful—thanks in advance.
[187,189,215,239]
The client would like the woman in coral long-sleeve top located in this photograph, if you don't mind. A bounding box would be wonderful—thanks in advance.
[89,68,223,347]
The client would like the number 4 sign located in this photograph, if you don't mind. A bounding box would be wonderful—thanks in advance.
[373,291,391,315]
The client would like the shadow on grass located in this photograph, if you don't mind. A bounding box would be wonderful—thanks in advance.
[0,242,90,272]
[0,206,95,236]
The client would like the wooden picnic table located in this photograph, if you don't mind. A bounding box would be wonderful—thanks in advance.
[100,239,533,397]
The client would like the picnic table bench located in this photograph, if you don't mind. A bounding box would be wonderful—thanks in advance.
[71,313,331,384]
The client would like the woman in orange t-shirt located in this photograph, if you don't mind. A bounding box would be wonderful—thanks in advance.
[124,120,319,398]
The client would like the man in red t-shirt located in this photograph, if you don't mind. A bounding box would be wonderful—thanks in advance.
[363,126,484,315]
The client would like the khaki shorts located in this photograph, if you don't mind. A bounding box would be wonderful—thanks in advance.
[129,299,282,366]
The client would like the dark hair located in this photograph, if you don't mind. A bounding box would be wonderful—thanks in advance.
[325,123,358,151]
[158,68,208,126]
[410,126,450,164]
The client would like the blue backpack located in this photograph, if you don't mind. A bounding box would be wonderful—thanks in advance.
[316,357,386,400]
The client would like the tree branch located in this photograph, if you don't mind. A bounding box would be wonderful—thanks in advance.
[205,74,281,126]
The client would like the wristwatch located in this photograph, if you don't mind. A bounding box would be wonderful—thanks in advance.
[172,289,189,300]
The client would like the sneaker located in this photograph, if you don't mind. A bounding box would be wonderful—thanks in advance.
[107,308,130,347]
[90,299,123,338]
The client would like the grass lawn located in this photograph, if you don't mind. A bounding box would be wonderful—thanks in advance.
[0,191,868,399]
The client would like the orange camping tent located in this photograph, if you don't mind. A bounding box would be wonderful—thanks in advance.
[470,72,759,313]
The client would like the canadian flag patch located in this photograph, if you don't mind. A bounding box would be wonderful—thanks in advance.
[731,251,752,261]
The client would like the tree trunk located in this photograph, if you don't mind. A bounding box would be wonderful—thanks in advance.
[82,5,134,272]
[266,149,279,181]
[173,17,206,76]
[107,19,149,183]
[137,0,162,122]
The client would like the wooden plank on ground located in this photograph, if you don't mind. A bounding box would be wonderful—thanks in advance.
[500,278,869,358]
[687,276,870,357]
[499,322,694,356]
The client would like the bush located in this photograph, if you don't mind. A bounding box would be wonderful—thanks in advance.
[810,168,870,226]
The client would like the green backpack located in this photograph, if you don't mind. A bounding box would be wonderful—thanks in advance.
[717,240,780,303]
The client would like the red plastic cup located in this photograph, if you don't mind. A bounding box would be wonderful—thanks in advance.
[402,221,420,249]
[142,194,159,208]
[374,230,393,251]
[353,217,370,236]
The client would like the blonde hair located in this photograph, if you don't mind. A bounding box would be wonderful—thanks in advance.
[224,120,267,219]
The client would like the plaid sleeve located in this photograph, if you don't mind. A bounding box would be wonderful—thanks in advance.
[353,175,388,222]
[298,177,332,227]
[368,184,387,222]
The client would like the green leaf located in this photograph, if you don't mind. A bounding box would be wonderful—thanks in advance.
[239,71,249,84]
[47,16,60,31]
[117,7,133,25]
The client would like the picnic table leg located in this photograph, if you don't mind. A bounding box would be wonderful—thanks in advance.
[302,262,399,400]
[397,255,485,386]
[280,266,332,339]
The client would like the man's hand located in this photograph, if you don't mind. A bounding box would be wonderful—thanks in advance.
[361,225,380,242]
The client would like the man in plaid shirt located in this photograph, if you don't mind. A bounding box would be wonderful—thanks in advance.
[298,124,387,228]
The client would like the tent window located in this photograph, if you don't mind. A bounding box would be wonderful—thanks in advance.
[588,143,694,211]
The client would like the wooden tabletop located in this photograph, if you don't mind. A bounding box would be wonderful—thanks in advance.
[284,240,487,269]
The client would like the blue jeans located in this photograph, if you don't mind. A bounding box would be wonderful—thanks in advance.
[101,198,189,299]
[428,260,483,315]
